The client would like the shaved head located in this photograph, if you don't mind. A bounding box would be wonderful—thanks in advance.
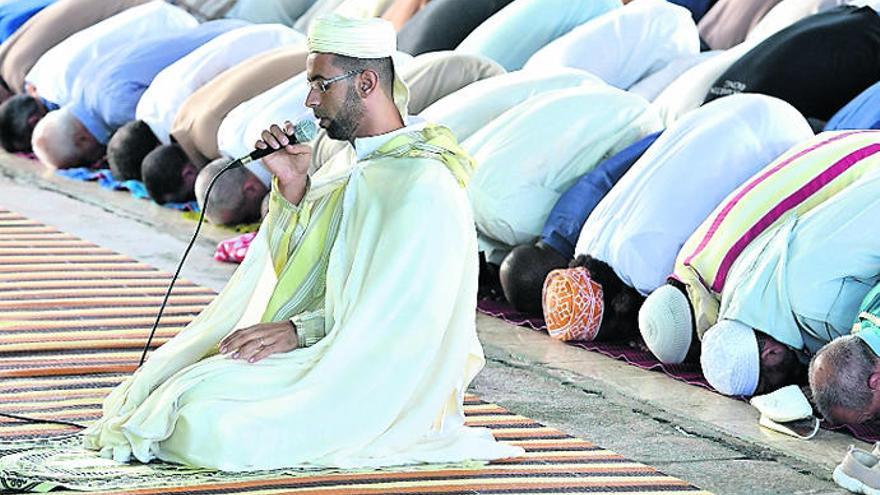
[32,108,102,169]
[195,158,268,226]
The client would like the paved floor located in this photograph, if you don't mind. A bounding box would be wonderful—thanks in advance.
[0,152,860,494]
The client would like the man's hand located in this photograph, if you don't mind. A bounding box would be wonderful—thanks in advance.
[255,120,313,205]
[219,321,299,363]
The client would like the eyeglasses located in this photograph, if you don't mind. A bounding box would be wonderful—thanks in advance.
[307,70,362,94]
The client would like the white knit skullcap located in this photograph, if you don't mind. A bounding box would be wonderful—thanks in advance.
[308,14,409,118]
[701,319,759,396]
[639,284,693,364]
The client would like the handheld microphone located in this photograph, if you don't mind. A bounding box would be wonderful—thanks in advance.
[235,119,318,166]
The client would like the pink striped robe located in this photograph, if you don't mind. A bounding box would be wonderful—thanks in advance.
[672,130,880,339]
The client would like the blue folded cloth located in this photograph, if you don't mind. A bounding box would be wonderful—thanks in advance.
[55,168,199,211]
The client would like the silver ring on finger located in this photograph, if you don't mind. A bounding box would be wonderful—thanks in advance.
[259,338,265,348]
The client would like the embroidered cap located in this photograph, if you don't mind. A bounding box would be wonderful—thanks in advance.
[542,267,604,341]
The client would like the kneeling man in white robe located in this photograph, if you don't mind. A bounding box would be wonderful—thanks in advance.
[81,13,523,472]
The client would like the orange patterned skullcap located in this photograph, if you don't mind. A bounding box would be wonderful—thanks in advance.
[542,267,604,341]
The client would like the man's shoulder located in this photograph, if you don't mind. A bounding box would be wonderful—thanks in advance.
[362,152,460,188]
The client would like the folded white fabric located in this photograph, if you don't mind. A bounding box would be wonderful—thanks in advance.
[749,385,819,439]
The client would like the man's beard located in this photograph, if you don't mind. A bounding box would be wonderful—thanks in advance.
[325,85,363,142]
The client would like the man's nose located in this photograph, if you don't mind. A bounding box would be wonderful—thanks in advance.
[305,88,320,108]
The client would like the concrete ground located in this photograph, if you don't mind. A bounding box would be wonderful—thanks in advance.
[0,152,862,494]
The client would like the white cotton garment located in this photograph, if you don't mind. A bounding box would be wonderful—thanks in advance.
[523,0,699,90]
[25,1,197,106]
[651,38,758,126]
[455,0,621,71]
[464,84,661,262]
[746,0,846,43]
[136,24,305,144]
[629,50,720,102]
[719,153,880,356]
[575,93,814,296]
[81,135,524,471]
[420,68,605,142]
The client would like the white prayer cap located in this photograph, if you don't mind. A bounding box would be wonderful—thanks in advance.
[701,319,759,396]
[638,284,692,364]
[308,13,410,118]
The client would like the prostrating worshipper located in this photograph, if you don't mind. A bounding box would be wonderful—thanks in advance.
[639,130,880,370]
[78,13,523,470]
[30,20,244,171]
[0,0,54,44]
[499,130,661,316]
[824,80,880,130]
[810,282,880,425]
[422,69,616,296]
[0,0,149,102]
[396,0,513,56]
[0,1,198,154]
[697,0,783,50]
[381,0,430,30]
[420,68,604,143]
[523,0,699,91]
[463,83,661,265]
[698,161,880,397]
[110,24,305,183]
[705,6,880,122]
[23,1,198,109]
[560,94,811,343]
[142,46,311,205]
[455,0,620,71]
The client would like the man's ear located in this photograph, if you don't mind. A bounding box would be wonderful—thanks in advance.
[760,339,785,367]
[359,70,378,97]
[242,176,265,200]
[869,372,880,392]
[180,162,197,182]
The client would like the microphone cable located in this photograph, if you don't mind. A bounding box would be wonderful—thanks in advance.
[6,119,316,432]
[137,157,243,367]
[3,158,245,431]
